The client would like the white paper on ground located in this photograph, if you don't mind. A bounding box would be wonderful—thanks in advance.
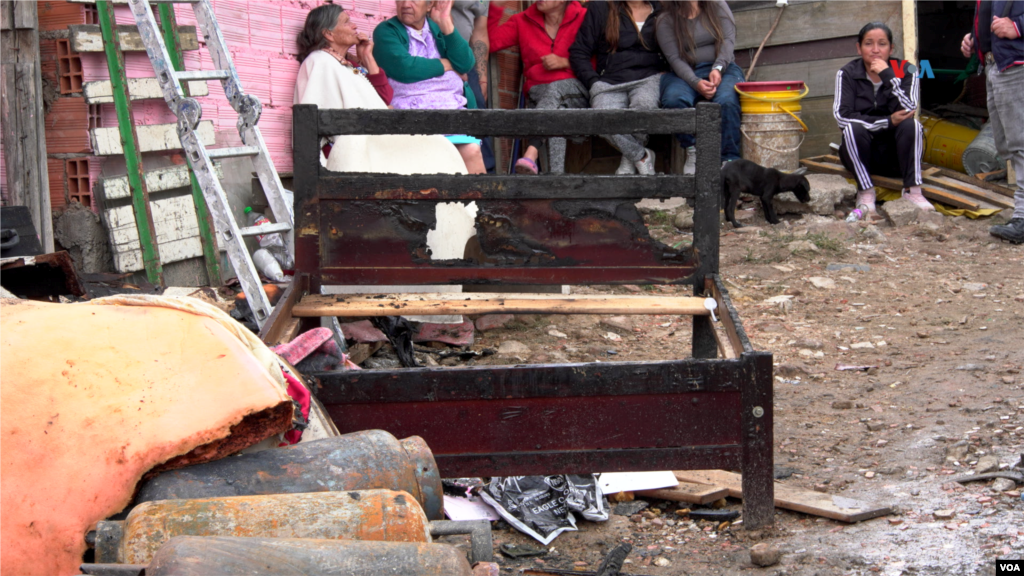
[444,494,501,522]
[597,471,678,494]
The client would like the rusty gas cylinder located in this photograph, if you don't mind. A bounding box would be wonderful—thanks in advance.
[115,490,430,565]
[143,536,472,576]
[135,429,442,520]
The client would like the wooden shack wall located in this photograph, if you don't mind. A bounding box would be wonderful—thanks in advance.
[729,0,905,157]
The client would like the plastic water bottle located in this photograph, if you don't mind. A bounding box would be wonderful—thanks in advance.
[252,248,286,282]
[845,204,870,223]
[245,207,293,269]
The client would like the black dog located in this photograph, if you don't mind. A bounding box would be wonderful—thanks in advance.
[721,159,810,228]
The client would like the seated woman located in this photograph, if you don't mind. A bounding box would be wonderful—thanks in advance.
[488,0,588,175]
[834,22,932,213]
[293,3,467,175]
[569,0,666,175]
[657,0,743,173]
[373,0,486,174]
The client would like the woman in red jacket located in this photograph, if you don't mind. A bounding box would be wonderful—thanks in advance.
[489,0,588,174]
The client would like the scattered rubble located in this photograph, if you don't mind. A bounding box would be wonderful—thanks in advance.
[750,542,782,567]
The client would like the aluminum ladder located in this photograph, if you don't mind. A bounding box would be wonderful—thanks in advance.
[126,0,293,328]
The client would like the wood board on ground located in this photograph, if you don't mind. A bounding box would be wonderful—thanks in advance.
[674,470,892,523]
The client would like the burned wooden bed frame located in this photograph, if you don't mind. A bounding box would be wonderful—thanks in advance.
[267,103,775,528]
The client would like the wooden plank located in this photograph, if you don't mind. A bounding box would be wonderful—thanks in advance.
[975,169,1006,182]
[83,77,208,103]
[712,277,752,355]
[69,24,198,52]
[799,158,984,210]
[730,0,833,12]
[922,163,1016,198]
[90,120,214,155]
[1,2,11,31]
[316,107,696,138]
[271,319,302,347]
[12,0,34,29]
[636,481,729,505]
[733,1,902,52]
[674,470,892,523]
[259,274,310,346]
[734,36,857,68]
[317,173,695,201]
[711,316,738,359]
[924,175,1015,210]
[902,0,918,68]
[1,2,54,252]
[746,57,849,98]
[292,293,712,318]
[99,164,223,200]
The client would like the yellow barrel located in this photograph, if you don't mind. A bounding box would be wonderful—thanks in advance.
[920,114,979,173]
[736,82,809,170]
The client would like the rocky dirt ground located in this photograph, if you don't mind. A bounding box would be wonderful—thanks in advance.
[425,178,1024,576]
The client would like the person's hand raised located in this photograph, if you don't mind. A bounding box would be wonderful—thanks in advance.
[867,58,889,76]
[355,33,373,63]
[356,33,380,75]
[430,0,455,35]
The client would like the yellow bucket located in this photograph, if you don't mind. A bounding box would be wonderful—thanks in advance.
[920,114,979,173]
[735,82,809,170]
[735,82,809,132]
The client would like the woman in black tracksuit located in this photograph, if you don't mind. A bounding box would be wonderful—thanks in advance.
[834,22,933,214]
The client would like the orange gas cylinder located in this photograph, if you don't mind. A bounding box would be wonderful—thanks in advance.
[135,430,443,520]
[110,490,430,564]
[143,537,473,576]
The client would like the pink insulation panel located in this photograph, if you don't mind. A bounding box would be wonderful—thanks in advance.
[71,0,400,173]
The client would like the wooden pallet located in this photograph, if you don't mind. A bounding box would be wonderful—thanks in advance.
[800,155,1014,212]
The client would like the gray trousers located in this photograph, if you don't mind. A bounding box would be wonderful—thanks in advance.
[590,74,663,162]
[527,79,589,174]
[986,63,1024,219]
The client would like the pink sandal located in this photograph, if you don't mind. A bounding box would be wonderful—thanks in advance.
[515,157,539,175]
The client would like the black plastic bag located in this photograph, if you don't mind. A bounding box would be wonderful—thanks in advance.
[371,316,418,367]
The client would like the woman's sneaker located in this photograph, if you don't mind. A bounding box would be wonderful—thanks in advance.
[616,154,637,175]
[635,148,656,175]
[856,189,877,213]
[683,146,696,175]
[514,157,539,175]
[903,188,935,211]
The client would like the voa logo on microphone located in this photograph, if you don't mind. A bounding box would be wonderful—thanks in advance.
[997,559,1024,575]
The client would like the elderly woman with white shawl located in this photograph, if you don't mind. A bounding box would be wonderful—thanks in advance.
[293,4,468,175]
[292,4,475,322]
